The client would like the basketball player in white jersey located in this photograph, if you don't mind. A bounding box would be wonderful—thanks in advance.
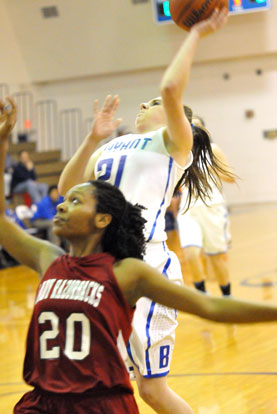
[59,9,229,414]
[178,116,236,297]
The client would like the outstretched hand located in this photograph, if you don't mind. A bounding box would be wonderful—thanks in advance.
[190,7,228,38]
[0,97,17,143]
[90,95,122,143]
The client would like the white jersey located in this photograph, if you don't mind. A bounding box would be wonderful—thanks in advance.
[94,127,193,243]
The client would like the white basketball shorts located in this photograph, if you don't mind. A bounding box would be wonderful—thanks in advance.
[126,241,183,378]
[177,203,231,255]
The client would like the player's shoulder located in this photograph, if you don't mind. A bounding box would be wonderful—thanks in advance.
[114,257,142,272]
[39,243,65,276]
[113,257,146,283]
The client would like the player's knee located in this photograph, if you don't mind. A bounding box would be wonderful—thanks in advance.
[138,380,194,414]
[185,246,201,261]
[210,252,227,263]
[137,379,161,405]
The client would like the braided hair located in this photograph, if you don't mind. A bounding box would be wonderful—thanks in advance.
[89,180,146,260]
[175,106,235,209]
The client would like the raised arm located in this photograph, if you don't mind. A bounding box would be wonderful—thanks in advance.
[58,95,122,195]
[160,8,228,166]
[115,258,277,324]
[0,98,63,274]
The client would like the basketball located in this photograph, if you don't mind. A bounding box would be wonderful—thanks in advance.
[169,0,228,31]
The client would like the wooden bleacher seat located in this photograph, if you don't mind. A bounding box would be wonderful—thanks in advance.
[30,150,62,164]
[8,141,36,155]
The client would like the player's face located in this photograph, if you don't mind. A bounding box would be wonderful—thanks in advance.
[53,183,98,239]
[135,97,166,133]
[19,151,30,163]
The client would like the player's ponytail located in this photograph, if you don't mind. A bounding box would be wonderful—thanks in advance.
[90,180,146,260]
[175,107,235,209]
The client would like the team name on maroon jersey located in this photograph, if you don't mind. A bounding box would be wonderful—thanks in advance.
[35,278,104,308]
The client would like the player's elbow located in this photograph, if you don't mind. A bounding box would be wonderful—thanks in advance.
[197,297,228,323]
[160,81,180,101]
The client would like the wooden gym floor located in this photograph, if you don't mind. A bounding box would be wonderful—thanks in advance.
[1,203,277,413]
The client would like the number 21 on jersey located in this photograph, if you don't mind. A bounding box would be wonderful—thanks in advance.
[97,155,127,187]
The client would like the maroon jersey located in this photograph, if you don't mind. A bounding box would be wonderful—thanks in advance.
[23,253,135,394]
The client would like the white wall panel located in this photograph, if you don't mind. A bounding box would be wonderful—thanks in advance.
[3,0,277,82]
[0,0,30,83]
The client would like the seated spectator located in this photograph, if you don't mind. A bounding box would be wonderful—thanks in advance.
[30,185,63,245]
[11,150,48,204]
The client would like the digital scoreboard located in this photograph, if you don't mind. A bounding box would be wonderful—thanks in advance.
[152,0,272,24]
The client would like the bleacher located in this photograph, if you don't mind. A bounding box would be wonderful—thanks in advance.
[2,142,67,265]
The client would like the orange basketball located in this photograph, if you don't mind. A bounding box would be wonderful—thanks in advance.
[169,0,228,31]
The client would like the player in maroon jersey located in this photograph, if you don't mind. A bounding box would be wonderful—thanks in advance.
[2,99,277,414]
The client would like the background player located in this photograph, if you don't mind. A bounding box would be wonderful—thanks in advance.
[178,115,235,296]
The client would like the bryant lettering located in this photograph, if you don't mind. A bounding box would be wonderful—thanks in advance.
[104,137,152,153]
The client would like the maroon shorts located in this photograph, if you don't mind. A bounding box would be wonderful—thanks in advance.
[14,387,139,414]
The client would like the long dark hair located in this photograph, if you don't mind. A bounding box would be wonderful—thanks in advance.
[175,106,235,209]
[90,180,146,260]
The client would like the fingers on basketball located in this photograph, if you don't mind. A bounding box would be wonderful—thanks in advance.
[169,0,228,31]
